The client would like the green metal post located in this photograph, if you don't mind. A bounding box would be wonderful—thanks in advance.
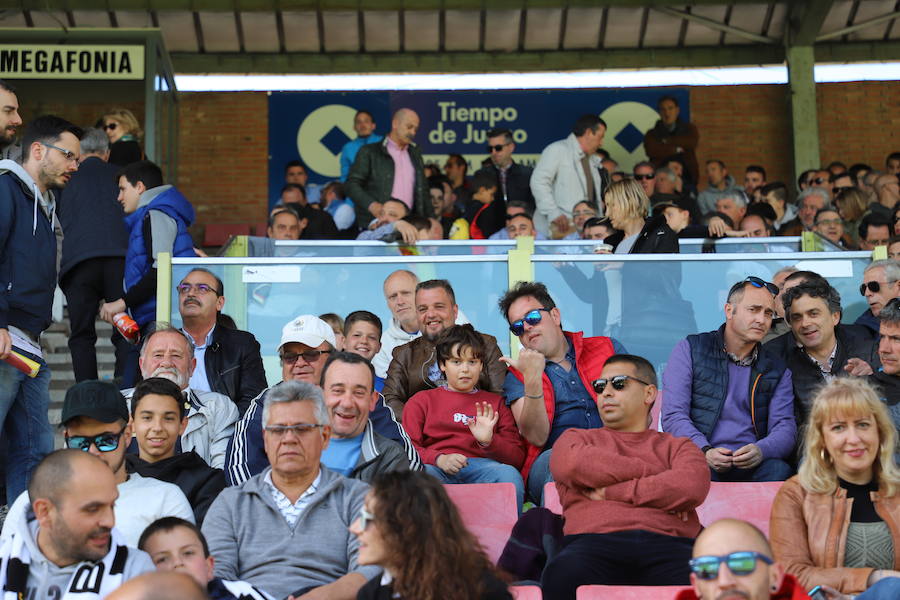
[155,252,172,323]
[144,36,158,164]
[786,45,820,178]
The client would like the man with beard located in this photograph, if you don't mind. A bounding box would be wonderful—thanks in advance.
[1,381,194,546]
[125,324,239,469]
[176,268,266,416]
[382,279,506,418]
[0,115,82,503]
[0,450,154,599]
[0,80,22,161]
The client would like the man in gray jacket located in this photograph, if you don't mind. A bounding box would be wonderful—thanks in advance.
[320,352,414,481]
[203,381,379,600]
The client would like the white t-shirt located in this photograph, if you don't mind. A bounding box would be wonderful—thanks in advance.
[2,472,194,547]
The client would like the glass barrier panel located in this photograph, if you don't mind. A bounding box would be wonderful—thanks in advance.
[170,256,512,383]
[678,238,802,254]
[532,252,872,373]
[249,238,515,258]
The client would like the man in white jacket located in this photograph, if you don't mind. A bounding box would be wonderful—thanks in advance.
[530,115,607,236]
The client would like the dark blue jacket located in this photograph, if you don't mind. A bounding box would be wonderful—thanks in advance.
[57,157,127,279]
[0,162,60,335]
[224,384,418,486]
[686,325,789,440]
[124,186,195,326]
[855,308,880,335]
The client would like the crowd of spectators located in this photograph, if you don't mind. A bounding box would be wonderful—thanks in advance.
[3,74,900,600]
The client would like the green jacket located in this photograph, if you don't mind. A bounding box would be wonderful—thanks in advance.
[345,138,432,228]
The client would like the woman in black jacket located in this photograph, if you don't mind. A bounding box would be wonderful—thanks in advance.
[350,470,512,600]
[103,107,144,166]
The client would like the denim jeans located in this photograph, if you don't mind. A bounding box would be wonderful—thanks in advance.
[0,353,54,503]
[709,457,794,482]
[526,448,553,505]
[858,577,900,600]
[425,457,525,513]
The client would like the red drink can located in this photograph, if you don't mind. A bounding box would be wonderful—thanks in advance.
[113,313,140,344]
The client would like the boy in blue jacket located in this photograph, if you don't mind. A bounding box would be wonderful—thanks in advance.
[0,115,82,503]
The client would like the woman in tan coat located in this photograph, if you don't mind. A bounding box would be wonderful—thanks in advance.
[770,378,900,596]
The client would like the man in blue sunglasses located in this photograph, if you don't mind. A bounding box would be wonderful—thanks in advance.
[498,281,625,504]
[662,276,796,482]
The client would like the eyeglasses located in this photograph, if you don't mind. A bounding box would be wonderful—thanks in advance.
[860,280,891,296]
[592,374,652,394]
[358,507,377,530]
[280,349,332,364]
[736,276,779,296]
[689,551,774,581]
[815,219,843,227]
[486,144,509,153]
[263,423,324,437]
[177,282,220,296]
[41,142,78,163]
[573,210,598,218]
[833,186,854,193]
[103,123,118,131]
[812,177,827,184]
[634,173,655,181]
[509,308,552,336]
[65,426,127,453]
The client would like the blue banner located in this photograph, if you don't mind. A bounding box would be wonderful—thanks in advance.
[268,88,689,205]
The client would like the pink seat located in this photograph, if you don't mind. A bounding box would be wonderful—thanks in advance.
[510,585,542,599]
[443,483,518,564]
[577,585,691,599]
[696,481,783,536]
[203,223,251,246]
[543,482,562,514]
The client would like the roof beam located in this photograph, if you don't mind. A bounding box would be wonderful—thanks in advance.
[816,9,900,42]
[788,0,834,46]
[652,7,777,44]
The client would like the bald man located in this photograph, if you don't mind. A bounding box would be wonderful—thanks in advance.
[874,173,900,211]
[346,108,433,229]
[105,571,206,600]
[0,450,153,599]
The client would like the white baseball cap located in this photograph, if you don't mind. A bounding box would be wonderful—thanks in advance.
[278,314,336,353]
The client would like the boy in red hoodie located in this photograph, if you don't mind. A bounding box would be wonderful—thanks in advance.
[402,324,525,511]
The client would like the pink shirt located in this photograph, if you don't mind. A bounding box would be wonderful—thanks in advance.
[386,137,415,210]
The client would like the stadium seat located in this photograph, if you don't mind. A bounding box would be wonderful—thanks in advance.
[696,481,783,536]
[576,585,691,599]
[443,483,518,564]
[203,223,251,247]
[543,482,562,515]
[510,585,542,599]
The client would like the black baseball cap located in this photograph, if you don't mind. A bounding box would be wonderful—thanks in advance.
[61,380,130,425]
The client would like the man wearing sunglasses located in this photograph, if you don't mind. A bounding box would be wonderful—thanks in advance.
[1,380,194,546]
[473,128,535,212]
[855,260,900,335]
[177,268,267,416]
[662,276,797,482]
[0,115,82,504]
[541,354,709,598]
[498,281,625,503]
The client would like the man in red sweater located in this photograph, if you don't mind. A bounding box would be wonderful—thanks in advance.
[541,354,710,598]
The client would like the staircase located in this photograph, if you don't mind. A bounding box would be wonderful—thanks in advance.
[41,316,117,444]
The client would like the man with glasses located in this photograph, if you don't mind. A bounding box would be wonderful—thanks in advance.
[497,281,625,503]
[662,276,797,482]
[541,353,709,598]
[204,381,379,600]
[633,161,656,199]
[855,260,900,334]
[177,268,266,415]
[98,160,197,382]
[1,380,193,546]
[227,314,412,485]
[0,115,82,504]
[474,127,535,213]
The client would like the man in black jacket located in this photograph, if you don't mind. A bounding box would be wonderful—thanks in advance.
[57,127,130,383]
[764,279,876,427]
[869,298,900,430]
[473,128,535,213]
[177,268,267,416]
[126,377,225,525]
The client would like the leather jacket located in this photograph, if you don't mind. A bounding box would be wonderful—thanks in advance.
[770,476,900,593]
[204,326,268,417]
[382,332,506,418]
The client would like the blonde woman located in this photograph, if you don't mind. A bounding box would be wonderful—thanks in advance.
[834,187,869,246]
[603,178,678,254]
[103,107,144,166]
[770,377,900,598]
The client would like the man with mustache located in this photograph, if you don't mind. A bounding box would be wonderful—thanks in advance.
[0,450,154,599]
[0,79,22,161]
[662,277,797,482]
[126,324,239,469]
[176,268,267,416]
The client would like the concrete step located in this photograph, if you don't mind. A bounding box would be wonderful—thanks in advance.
[49,369,115,390]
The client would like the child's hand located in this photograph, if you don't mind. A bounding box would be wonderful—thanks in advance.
[436,453,468,475]
[467,401,499,446]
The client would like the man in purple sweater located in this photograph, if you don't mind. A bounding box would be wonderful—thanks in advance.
[661,276,796,481]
